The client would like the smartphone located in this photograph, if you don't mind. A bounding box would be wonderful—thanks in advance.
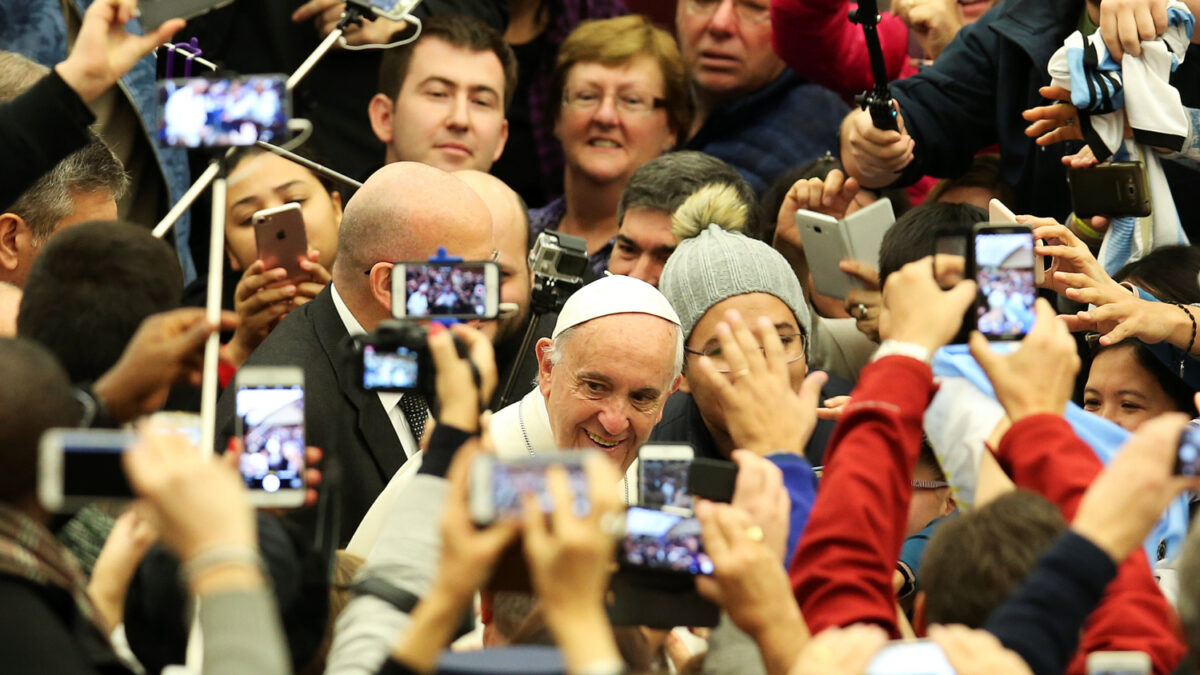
[989,198,1045,285]
[1175,422,1200,476]
[157,75,290,149]
[621,506,713,575]
[973,224,1037,341]
[469,453,591,526]
[253,203,309,282]
[688,457,739,503]
[392,261,500,320]
[1086,651,1151,675]
[360,339,424,392]
[349,0,425,20]
[795,210,855,300]
[38,428,137,513]
[839,197,895,272]
[865,639,955,675]
[138,0,237,30]
[1068,161,1152,219]
[145,411,204,454]
[639,444,694,513]
[234,367,306,507]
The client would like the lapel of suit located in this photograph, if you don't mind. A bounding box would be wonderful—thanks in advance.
[309,288,408,481]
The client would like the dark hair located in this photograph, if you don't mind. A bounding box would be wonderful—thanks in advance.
[878,202,986,285]
[0,338,79,503]
[18,221,182,383]
[1114,245,1200,304]
[919,490,1066,627]
[925,154,1016,208]
[752,155,911,243]
[916,439,946,482]
[376,14,518,110]
[1090,340,1199,417]
[617,151,755,227]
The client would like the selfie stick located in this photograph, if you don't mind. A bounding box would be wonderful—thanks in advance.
[848,0,899,132]
[288,5,376,90]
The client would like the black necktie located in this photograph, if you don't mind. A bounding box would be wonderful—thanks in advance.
[399,394,429,444]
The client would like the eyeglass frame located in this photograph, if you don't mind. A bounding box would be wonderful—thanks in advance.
[683,0,772,24]
[912,479,951,489]
[560,88,668,116]
[683,332,806,373]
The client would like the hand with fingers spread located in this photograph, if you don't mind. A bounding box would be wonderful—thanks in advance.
[292,0,408,47]
[1098,0,1169,62]
[842,261,882,342]
[523,456,624,673]
[696,500,808,675]
[1065,297,1198,353]
[87,509,158,632]
[788,624,889,675]
[94,308,238,423]
[428,322,498,434]
[772,169,866,310]
[878,256,977,353]
[1023,86,1083,147]
[839,106,915,189]
[691,310,827,457]
[969,298,1080,422]
[728,450,792,560]
[1072,413,1200,562]
[1026,217,1126,304]
[928,625,1033,675]
[56,0,186,104]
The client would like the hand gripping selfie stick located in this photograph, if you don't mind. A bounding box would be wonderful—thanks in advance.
[849,0,899,132]
[152,4,382,459]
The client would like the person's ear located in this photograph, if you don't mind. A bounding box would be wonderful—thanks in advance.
[663,126,679,153]
[913,591,928,635]
[491,119,509,164]
[368,262,394,314]
[535,337,555,398]
[0,213,26,274]
[368,94,396,145]
[678,370,691,394]
[226,244,243,272]
[943,493,957,517]
[329,190,344,228]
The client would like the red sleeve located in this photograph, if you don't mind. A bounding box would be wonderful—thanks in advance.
[789,355,933,637]
[996,416,1186,675]
[770,0,914,101]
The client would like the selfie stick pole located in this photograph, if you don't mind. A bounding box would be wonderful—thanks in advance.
[198,159,228,457]
[848,0,899,132]
[288,6,375,90]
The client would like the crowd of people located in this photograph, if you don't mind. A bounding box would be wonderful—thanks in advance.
[6,0,1200,673]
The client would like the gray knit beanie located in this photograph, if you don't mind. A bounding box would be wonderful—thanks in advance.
[658,224,812,344]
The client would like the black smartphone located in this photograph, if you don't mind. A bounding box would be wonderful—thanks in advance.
[157,75,290,149]
[1068,161,1152,219]
[973,224,1037,341]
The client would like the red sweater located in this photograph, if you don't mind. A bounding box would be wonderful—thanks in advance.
[996,416,1186,675]
[789,355,933,636]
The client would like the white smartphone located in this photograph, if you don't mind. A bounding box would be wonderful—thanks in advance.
[350,0,424,21]
[988,198,1044,285]
[38,428,138,513]
[638,444,694,514]
[234,366,306,508]
[1086,651,1151,675]
[469,453,591,526]
[253,203,309,282]
[391,261,500,320]
[145,411,205,455]
[795,209,855,300]
[865,639,955,675]
[840,197,895,272]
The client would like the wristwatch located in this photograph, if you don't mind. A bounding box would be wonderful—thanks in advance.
[871,340,932,365]
[73,384,117,428]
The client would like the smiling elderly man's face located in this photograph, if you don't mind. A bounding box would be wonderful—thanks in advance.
[536,313,680,471]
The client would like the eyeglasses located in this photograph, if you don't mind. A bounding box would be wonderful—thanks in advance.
[912,479,950,489]
[684,333,805,373]
[561,89,667,116]
[684,0,771,24]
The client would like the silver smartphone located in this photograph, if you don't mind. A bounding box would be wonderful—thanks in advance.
[469,453,591,526]
[391,261,500,320]
[638,444,694,513]
[38,428,138,513]
[234,366,306,508]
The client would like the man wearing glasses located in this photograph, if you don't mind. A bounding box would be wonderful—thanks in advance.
[675,0,848,193]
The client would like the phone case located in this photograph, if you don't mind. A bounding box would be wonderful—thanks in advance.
[1068,162,1152,218]
[840,197,895,272]
[254,203,308,281]
[138,0,236,30]
[795,210,856,300]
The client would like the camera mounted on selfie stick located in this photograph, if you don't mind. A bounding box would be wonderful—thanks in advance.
[849,0,899,132]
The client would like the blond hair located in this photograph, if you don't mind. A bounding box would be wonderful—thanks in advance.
[670,183,750,242]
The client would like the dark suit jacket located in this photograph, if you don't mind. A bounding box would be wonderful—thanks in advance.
[215,287,408,546]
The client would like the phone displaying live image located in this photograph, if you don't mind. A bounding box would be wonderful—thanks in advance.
[621,506,713,575]
[235,367,306,507]
[639,444,694,513]
[1175,423,1200,476]
[974,226,1036,341]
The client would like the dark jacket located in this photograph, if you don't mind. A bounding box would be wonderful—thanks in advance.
[0,574,131,674]
[686,69,847,194]
[891,0,1200,226]
[214,286,408,546]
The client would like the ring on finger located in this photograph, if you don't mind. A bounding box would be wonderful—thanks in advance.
[855,303,869,320]
[745,525,764,542]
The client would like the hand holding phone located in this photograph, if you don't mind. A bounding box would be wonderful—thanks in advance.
[1068,162,1151,219]
[253,203,309,282]
[234,367,307,507]
[973,225,1037,341]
